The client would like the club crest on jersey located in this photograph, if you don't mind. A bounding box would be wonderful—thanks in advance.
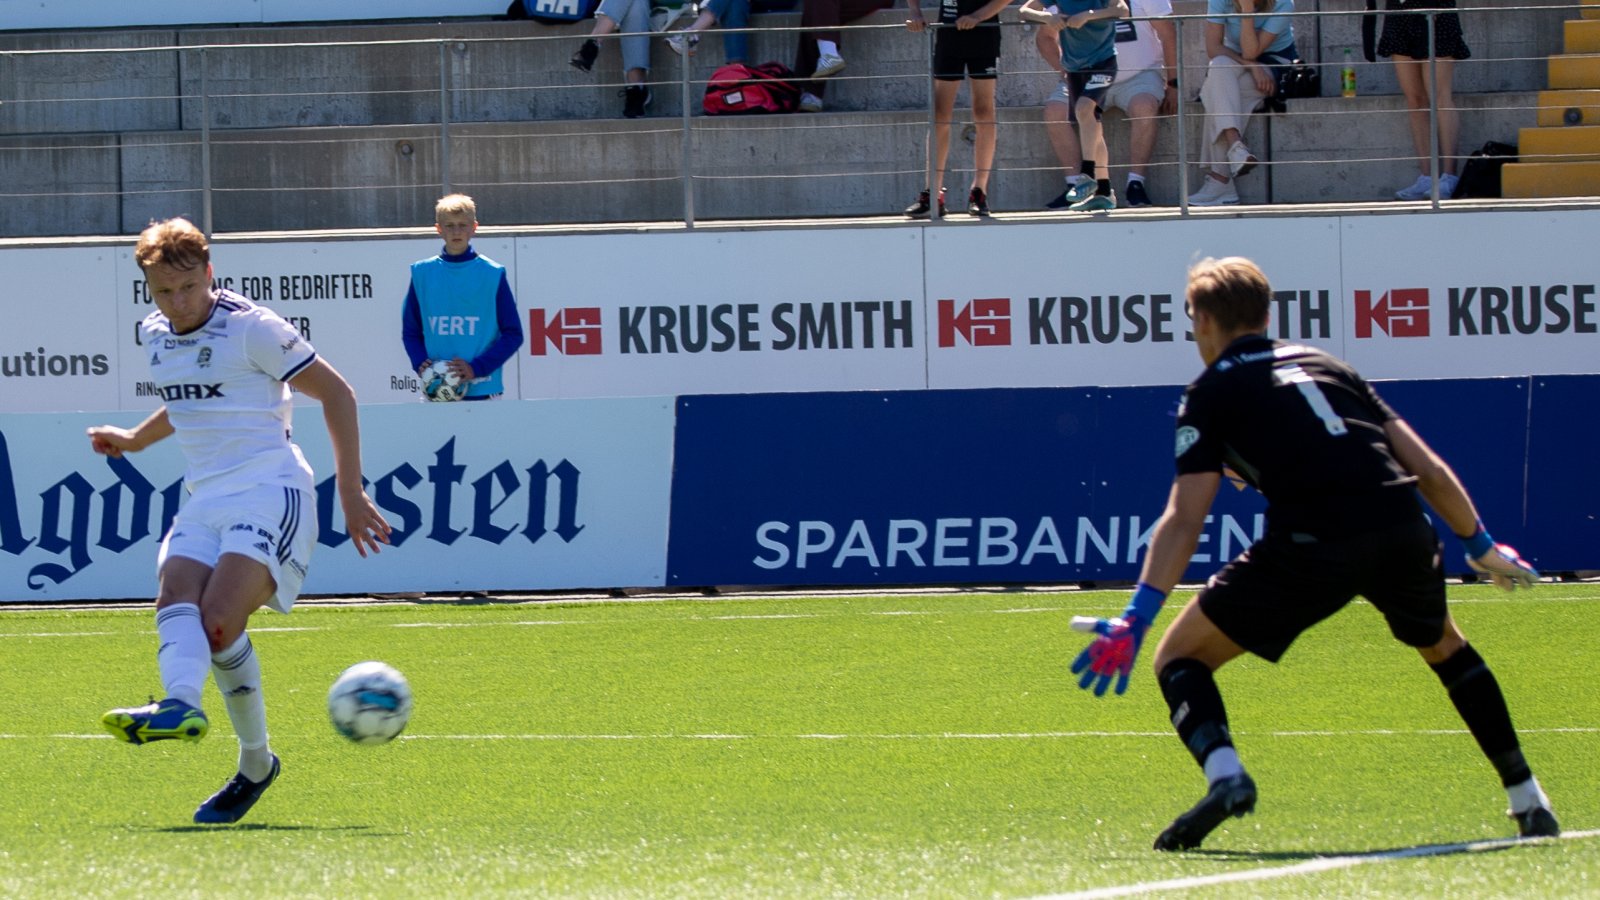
[197,347,213,368]
[1175,425,1200,457]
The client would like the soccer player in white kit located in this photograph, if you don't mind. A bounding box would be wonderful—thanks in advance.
[88,218,392,824]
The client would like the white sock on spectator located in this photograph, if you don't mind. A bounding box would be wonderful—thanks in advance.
[817,40,839,57]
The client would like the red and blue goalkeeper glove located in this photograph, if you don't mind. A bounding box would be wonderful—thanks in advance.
[1460,523,1539,591]
[1069,582,1167,697]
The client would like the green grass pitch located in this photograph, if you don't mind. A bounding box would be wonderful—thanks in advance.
[2,584,1596,897]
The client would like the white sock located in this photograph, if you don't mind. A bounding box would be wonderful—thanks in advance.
[1127,173,1146,186]
[817,40,839,57]
[1506,776,1551,814]
[155,604,210,710]
[1202,746,1244,783]
[212,632,273,781]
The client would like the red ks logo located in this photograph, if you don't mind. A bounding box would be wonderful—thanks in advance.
[937,298,1011,347]
[1354,289,1430,338]
[529,307,603,355]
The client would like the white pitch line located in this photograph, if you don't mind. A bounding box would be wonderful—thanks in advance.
[4,727,1598,742]
[1034,829,1600,900]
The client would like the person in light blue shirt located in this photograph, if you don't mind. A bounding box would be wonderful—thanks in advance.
[1187,0,1299,206]
[1019,0,1129,211]
[401,194,525,401]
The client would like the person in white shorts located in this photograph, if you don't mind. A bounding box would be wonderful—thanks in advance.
[89,217,391,825]
[1038,0,1176,209]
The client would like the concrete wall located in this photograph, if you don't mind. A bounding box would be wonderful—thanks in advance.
[0,2,1576,236]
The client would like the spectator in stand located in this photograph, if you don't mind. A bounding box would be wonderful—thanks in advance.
[1033,0,1169,209]
[1020,0,1130,212]
[666,0,754,64]
[570,0,657,118]
[793,0,895,113]
[1187,0,1298,207]
[903,0,1015,217]
[1377,0,1470,200]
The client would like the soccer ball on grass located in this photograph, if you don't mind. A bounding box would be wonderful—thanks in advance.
[420,359,466,402]
[327,661,413,744]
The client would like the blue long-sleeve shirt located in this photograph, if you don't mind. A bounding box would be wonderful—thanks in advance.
[401,246,524,392]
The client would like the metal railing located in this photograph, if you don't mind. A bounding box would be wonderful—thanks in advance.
[0,2,1586,237]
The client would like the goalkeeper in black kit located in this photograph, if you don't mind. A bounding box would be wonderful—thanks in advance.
[1069,256,1560,851]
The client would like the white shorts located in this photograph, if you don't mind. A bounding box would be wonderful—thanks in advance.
[158,483,317,613]
[1048,67,1165,113]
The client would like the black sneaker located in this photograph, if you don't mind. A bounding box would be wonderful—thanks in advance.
[904,189,945,219]
[622,85,651,119]
[967,187,990,217]
[1125,179,1152,208]
[193,755,280,825]
[1511,805,1561,838]
[570,39,599,73]
[1153,772,1257,851]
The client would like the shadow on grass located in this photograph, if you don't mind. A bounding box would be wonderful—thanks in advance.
[1184,839,1528,862]
[144,823,394,835]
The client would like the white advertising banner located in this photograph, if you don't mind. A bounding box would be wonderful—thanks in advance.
[1339,209,1599,380]
[516,229,928,398]
[924,217,1346,389]
[0,1,504,31]
[0,397,673,602]
[110,237,492,412]
[0,248,123,413]
[3,208,1596,418]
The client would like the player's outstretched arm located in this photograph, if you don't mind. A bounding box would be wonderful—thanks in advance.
[86,407,173,458]
[290,359,393,557]
[1385,418,1538,590]
[1070,472,1220,696]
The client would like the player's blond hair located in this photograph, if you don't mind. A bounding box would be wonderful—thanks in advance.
[134,217,210,272]
[435,193,477,223]
[1187,256,1272,333]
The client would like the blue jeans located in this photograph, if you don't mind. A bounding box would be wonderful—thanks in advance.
[702,0,751,62]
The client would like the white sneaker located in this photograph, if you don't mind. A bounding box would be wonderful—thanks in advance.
[1395,174,1433,201]
[666,33,699,57]
[1438,172,1460,198]
[797,91,823,113]
[1226,141,1257,178]
[1188,175,1240,207]
[812,52,846,79]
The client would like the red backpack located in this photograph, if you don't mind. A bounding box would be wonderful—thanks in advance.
[703,62,802,115]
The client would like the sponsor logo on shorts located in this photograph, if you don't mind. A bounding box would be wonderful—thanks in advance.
[1175,425,1200,457]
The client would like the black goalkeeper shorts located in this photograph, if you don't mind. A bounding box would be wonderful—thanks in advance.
[1197,517,1448,662]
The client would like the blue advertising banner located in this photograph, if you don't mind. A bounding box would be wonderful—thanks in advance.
[1527,375,1600,569]
[666,377,1593,589]
[666,388,1270,588]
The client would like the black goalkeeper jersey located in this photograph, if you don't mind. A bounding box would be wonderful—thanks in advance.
[1174,334,1424,539]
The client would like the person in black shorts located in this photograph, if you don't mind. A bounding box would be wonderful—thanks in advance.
[903,0,1013,218]
[1377,0,1471,199]
[1069,256,1560,851]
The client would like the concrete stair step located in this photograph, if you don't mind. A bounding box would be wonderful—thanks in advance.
[1519,125,1600,162]
[1550,54,1600,89]
[1501,160,1600,197]
[1537,89,1600,126]
[1569,19,1600,53]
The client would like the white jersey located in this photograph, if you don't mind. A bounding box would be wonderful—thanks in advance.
[140,289,318,495]
[1112,0,1172,76]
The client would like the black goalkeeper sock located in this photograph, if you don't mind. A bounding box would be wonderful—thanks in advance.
[1080,160,1096,179]
[1430,643,1532,787]
[1096,179,1112,197]
[1158,657,1235,769]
